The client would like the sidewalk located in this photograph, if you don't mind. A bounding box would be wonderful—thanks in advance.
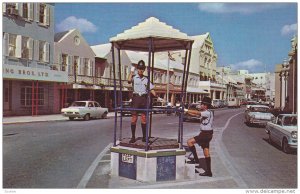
[2,112,117,125]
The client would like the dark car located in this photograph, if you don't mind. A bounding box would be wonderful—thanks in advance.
[119,100,132,116]
[152,101,167,114]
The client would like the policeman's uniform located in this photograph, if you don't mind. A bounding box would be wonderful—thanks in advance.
[131,74,154,115]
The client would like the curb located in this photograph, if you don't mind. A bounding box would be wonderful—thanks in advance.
[3,115,116,125]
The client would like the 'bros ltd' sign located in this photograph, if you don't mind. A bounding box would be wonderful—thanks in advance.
[3,64,68,82]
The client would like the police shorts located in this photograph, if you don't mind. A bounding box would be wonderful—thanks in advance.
[194,130,213,149]
[132,95,147,114]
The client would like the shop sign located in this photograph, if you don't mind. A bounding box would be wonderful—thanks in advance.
[3,64,68,82]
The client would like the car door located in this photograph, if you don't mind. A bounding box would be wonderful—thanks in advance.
[272,115,284,144]
[94,102,103,118]
[87,102,96,117]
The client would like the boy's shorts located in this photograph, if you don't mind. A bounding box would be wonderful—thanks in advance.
[194,130,213,149]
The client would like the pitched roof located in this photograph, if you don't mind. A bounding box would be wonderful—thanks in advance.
[110,17,193,52]
[54,30,74,42]
[190,33,209,48]
[91,43,111,59]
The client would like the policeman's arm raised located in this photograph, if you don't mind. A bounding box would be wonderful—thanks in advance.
[128,65,135,84]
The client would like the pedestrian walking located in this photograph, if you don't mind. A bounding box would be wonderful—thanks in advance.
[186,96,214,177]
[127,60,163,143]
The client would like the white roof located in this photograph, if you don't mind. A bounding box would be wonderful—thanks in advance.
[190,33,209,48]
[110,17,193,52]
[91,43,111,58]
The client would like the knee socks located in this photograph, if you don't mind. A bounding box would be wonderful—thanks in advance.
[131,124,136,138]
[141,123,146,138]
[189,145,199,163]
[205,157,212,173]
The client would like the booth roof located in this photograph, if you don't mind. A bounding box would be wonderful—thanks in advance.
[110,17,193,52]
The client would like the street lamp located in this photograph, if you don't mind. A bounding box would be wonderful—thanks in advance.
[167,51,181,104]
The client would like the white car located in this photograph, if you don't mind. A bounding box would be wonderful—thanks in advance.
[245,105,274,126]
[266,114,297,153]
[61,101,108,121]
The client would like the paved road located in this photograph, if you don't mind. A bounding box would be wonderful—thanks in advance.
[3,108,297,188]
[222,113,297,188]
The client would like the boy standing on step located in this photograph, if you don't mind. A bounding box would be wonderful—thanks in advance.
[186,96,214,177]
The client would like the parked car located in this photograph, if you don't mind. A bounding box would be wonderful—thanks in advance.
[244,105,274,126]
[61,101,108,121]
[266,114,297,153]
[183,103,201,122]
[228,97,240,108]
[246,101,258,110]
[212,99,222,109]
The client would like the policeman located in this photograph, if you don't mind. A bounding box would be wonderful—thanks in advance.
[186,96,214,177]
[127,60,162,143]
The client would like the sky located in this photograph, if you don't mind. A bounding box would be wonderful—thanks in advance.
[54,2,297,73]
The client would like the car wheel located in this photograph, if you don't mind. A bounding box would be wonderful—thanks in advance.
[101,112,108,119]
[69,117,75,121]
[282,138,290,154]
[84,114,90,121]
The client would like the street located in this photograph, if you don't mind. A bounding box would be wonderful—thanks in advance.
[3,107,297,188]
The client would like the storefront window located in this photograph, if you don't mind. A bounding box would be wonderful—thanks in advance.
[21,87,44,106]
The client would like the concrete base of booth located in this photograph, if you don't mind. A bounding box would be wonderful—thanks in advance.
[111,145,192,182]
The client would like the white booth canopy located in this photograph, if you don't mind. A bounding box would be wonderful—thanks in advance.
[110,17,194,52]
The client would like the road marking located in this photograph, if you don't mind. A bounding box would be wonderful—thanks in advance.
[77,143,112,188]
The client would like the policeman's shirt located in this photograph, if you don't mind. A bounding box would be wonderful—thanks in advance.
[132,74,154,95]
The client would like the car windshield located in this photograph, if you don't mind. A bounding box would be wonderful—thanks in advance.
[251,107,269,112]
[70,102,86,107]
[283,116,297,126]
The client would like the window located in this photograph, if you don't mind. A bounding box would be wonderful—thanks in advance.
[5,3,18,16]
[38,41,49,62]
[37,3,50,26]
[39,4,45,23]
[83,58,90,76]
[8,34,17,57]
[21,36,33,59]
[20,3,33,21]
[61,54,67,71]
[21,87,44,106]
[22,3,28,18]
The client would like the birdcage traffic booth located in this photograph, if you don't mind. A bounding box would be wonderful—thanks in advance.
[109,17,194,182]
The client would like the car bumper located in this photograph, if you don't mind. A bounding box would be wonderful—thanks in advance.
[62,112,84,118]
[249,119,271,125]
[288,139,297,149]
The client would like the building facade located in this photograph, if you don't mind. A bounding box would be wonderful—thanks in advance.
[3,3,67,116]
[54,29,96,110]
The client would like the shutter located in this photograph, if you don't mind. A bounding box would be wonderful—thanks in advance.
[3,33,9,56]
[58,53,62,68]
[15,35,22,58]
[68,55,73,75]
[35,3,40,22]
[45,5,50,26]
[44,42,49,62]
[28,38,33,60]
[28,3,33,21]
[18,3,23,17]
[3,3,6,14]
[80,58,84,75]
[34,40,39,61]
[88,59,91,76]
